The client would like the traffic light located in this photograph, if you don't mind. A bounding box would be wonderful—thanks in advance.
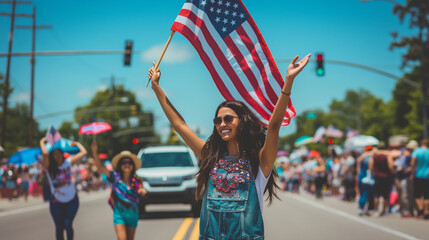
[132,138,139,145]
[316,53,324,76]
[124,40,133,66]
[328,138,334,145]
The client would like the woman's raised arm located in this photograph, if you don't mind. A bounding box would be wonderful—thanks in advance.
[259,54,311,177]
[148,63,205,159]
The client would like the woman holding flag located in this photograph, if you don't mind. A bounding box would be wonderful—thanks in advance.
[147,52,310,239]
[39,137,87,240]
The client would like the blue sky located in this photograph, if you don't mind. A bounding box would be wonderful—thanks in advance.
[0,0,413,142]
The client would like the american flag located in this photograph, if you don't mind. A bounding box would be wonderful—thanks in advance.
[171,0,295,126]
[45,126,62,146]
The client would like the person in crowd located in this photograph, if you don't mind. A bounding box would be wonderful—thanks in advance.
[91,141,147,240]
[314,157,327,199]
[303,156,317,194]
[40,137,87,240]
[290,161,303,193]
[369,144,395,217]
[393,144,413,217]
[403,140,418,217]
[410,138,429,219]
[356,145,375,216]
[19,164,31,201]
[4,164,18,201]
[148,54,311,239]
[0,161,4,198]
[341,151,356,202]
[276,155,289,191]
[330,152,342,197]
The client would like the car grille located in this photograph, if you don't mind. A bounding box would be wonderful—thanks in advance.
[146,176,184,187]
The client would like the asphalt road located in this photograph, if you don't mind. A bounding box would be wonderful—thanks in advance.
[0,190,427,240]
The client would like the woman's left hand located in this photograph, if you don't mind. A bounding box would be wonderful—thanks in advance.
[138,188,147,196]
[286,54,311,80]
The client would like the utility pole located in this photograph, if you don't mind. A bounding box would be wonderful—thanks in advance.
[0,0,32,155]
[15,6,52,147]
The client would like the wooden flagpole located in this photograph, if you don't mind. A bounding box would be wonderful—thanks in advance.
[146,30,176,87]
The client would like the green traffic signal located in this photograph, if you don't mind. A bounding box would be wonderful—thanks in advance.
[316,53,324,76]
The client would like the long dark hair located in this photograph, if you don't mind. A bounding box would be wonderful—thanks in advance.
[196,100,280,205]
[116,157,138,183]
[48,149,64,179]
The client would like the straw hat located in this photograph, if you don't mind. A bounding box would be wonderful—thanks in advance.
[111,151,141,170]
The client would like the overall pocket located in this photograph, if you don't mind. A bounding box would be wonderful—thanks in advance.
[207,173,250,212]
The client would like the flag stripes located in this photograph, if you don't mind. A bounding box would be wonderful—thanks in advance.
[172,1,295,126]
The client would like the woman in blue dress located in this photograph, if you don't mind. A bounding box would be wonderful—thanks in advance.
[148,53,310,239]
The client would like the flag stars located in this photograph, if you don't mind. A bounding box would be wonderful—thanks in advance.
[215,17,221,22]
[232,11,237,17]
[224,10,229,15]
[217,0,223,5]
[210,7,214,12]
[239,13,245,18]
[201,0,207,6]
[223,18,228,24]
[222,27,227,32]
[225,1,231,7]
[231,20,236,25]
[216,8,222,14]
[233,3,238,8]
[210,0,215,3]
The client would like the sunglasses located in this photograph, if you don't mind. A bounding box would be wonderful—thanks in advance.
[121,160,133,165]
[213,115,238,126]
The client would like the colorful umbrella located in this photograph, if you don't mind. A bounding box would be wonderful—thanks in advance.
[308,150,321,158]
[344,135,379,149]
[294,136,313,147]
[98,153,109,160]
[79,122,112,135]
[7,148,41,166]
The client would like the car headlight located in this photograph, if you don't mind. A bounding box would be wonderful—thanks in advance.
[183,174,197,180]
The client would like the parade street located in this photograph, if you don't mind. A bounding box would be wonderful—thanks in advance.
[0,190,427,240]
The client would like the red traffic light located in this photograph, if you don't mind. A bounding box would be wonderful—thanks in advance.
[132,138,139,145]
[316,53,323,61]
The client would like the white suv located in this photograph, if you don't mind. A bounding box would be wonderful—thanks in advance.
[136,145,201,216]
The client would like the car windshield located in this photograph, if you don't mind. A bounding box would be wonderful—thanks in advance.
[141,152,194,168]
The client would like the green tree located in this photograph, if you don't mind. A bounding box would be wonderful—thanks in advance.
[390,0,429,139]
[1,103,42,157]
[74,85,159,156]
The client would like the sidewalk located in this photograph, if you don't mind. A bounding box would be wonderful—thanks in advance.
[0,189,110,213]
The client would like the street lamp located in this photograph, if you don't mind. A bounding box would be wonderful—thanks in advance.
[362,0,428,138]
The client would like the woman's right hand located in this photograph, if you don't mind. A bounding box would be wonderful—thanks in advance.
[148,62,161,86]
[40,137,47,144]
[91,140,98,153]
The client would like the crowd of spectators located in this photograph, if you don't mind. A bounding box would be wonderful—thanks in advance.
[0,157,110,202]
[277,138,429,220]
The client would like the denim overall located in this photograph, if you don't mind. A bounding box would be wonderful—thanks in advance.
[199,155,264,240]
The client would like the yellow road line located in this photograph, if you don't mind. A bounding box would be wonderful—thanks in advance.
[172,217,193,240]
[190,218,200,240]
